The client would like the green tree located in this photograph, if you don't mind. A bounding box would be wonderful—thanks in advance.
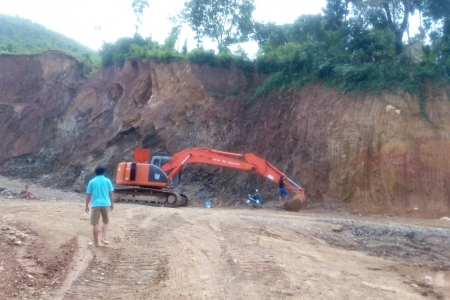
[132,0,149,33]
[182,0,255,52]
[418,0,450,42]
[351,0,420,55]
[291,15,325,43]
[322,0,350,30]
[346,16,394,63]
[182,39,188,54]
[181,0,204,48]
[252,22,291,49]
[419,0,450,20]
[163,26,181,50]
[100,34,148,67]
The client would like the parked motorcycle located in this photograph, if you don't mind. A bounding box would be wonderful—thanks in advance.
[247,189,263,209]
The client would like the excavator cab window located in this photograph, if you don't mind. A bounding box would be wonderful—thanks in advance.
[151,156,171,167]
[152,157,161,167]
[161,156,170,165]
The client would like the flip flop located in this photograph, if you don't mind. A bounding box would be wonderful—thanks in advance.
[88,242,98,247]
[101,240,110,245]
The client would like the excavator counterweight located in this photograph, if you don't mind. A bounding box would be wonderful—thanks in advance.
[114,148,306,210]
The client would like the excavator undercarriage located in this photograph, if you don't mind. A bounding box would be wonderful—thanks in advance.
[113,187,188,207]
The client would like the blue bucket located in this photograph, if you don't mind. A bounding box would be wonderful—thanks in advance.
[205,201,211,208]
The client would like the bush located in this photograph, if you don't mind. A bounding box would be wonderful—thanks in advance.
[145,48,183,61]
[187,49,217,65]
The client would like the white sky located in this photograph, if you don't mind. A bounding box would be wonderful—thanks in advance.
[0,0,327,57]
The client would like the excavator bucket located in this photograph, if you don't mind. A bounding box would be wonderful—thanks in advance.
[283,189,306,212]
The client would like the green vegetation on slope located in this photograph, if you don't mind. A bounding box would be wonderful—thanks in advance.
[253,14,450,101]
[98,0,450,114]
[99,34,253,75]
[249,0,450,118]
[4,0,450,113]
[0,13,100,76]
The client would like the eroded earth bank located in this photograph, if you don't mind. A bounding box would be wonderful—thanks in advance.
[1,52,450,214]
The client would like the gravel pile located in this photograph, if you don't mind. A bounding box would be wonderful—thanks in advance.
[0,175,84,202]
[304,218,450,268]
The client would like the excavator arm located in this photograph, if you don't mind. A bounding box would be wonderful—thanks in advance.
[160,148,306,202]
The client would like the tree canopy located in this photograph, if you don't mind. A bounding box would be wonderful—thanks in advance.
[181,0,255,52]
[132,0,150,33]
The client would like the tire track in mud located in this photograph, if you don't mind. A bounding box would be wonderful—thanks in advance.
[151,214,204,298]
[58,207,169,299]
[160,219,293,299]
[160,220,226,299]
[165,245,184,289]
[208,221,295,298]
[51,236,92,300]
[158,216,294,298]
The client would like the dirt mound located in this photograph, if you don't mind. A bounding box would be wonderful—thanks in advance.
[0,218,78,299]
[283,197,305,211]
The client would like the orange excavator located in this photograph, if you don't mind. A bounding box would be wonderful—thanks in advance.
[114,148,306,211]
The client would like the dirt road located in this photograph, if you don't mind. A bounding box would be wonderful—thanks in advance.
[1,193,449,300]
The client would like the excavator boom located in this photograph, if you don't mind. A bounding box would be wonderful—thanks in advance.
[161,148,305,201]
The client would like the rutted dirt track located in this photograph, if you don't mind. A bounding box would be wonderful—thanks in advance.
[1,196,450,300]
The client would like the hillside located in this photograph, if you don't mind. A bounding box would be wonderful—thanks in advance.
[0,13,99,70]
[0,51,449,215]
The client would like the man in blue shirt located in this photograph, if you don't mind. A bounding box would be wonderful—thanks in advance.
[85,166,114,247]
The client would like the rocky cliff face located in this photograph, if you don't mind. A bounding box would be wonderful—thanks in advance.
[0,51,449,215]
[242,84,450,215]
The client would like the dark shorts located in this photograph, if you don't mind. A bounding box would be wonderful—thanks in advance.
[279,188,288,197]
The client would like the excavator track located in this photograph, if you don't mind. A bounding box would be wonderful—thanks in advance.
[113,187,188,207]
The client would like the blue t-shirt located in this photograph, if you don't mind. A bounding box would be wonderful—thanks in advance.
[86,175,114,207]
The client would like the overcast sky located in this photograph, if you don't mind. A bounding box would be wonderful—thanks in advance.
[0,0,327,56]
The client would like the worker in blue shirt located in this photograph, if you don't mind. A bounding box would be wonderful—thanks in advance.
[85,166,114,247]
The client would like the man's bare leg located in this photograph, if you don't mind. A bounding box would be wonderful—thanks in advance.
[92,224,100,246]
[101,223,109,244]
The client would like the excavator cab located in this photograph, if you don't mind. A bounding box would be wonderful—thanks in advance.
[151,156,171,167]
[151,155,181,187]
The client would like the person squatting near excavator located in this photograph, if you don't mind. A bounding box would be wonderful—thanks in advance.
[85,166,114,247]
[20,185,34,199]
[279,176,289,204]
